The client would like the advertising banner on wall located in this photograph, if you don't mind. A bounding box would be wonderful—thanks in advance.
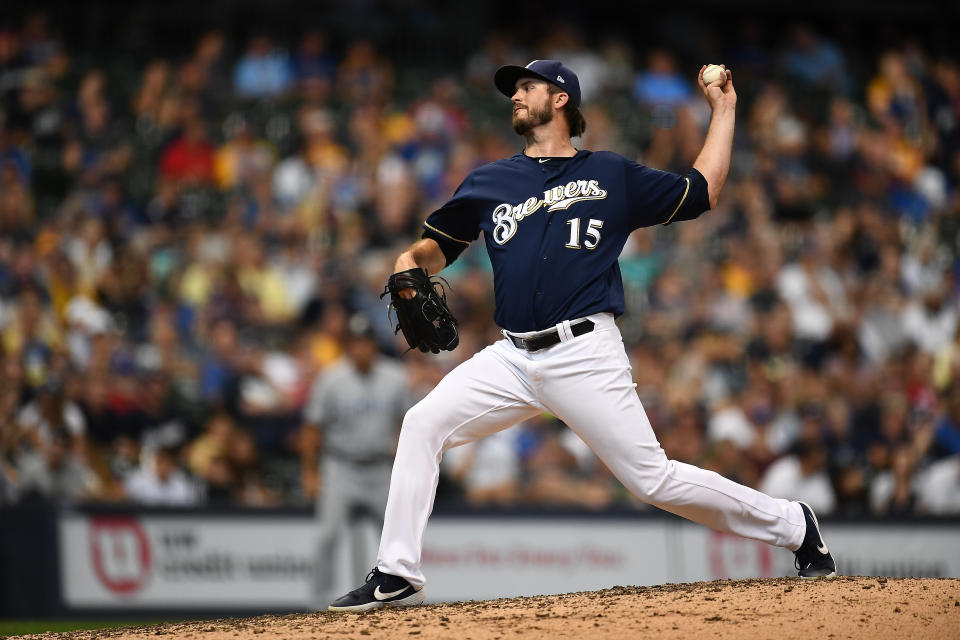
[59,514,317,608]
[58,512,960,610]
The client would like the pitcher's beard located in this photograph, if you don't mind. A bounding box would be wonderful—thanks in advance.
[512,102,553,135]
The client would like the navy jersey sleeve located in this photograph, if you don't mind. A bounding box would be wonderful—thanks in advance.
[421,174,481,267]
[623,160,711,229]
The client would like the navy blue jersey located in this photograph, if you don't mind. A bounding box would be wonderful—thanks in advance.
[422,150,710,333]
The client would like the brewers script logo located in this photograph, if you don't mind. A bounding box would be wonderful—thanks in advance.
[90,516,152,594]
[491,179,608,245]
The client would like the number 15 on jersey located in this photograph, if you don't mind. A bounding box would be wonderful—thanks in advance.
[566,218,604,250]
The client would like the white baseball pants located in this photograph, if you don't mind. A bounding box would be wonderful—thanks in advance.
[377,313,806,589]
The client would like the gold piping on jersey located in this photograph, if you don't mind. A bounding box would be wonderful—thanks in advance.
[424,222,471,245]
[662,176,690,225]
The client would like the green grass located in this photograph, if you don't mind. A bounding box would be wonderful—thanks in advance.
[0,620,165,637]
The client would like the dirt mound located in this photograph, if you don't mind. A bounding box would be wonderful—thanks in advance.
[15,577,960,640]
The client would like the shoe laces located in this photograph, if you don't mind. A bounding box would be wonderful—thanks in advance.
[365,567,381,583]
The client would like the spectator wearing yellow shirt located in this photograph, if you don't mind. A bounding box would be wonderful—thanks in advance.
[234,233,293,324]
[213,117,276,191]
[188,412,236,478]
[2,284,63,385]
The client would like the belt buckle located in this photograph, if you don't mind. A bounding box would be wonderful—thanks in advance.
[508,324,568,352]
[509,334,528,350]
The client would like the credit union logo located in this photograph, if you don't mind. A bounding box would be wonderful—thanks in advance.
[90,516,152,595]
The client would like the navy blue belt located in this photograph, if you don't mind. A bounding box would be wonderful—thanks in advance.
[507,320,595,352]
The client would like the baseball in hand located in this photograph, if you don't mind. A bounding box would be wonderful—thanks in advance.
[702,64,726,85]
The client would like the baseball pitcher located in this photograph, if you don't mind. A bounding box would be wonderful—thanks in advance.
[329,60,836,612]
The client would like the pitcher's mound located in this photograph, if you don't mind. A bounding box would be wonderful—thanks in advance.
[20,577,960,640]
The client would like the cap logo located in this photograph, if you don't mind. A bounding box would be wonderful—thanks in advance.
[556,75,565,83]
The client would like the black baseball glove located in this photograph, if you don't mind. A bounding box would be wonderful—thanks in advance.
[381,267,459,354]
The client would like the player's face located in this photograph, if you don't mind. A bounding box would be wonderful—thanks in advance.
[347,336,377,372]
[512,78,553,135]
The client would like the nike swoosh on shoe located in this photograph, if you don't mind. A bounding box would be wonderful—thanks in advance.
[374,585,411,601]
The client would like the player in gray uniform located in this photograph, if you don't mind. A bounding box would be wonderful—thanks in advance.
[301,314,412,606]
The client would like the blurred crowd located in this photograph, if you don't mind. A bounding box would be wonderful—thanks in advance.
[0,12,958,517]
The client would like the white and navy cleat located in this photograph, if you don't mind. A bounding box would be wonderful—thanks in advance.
[794,501,838,579]
[328,567,425,612]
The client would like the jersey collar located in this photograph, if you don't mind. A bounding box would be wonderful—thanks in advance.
[519,149,584,163]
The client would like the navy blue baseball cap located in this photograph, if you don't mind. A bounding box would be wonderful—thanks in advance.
[494,60,581,107]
